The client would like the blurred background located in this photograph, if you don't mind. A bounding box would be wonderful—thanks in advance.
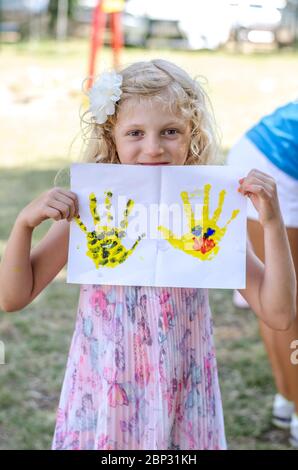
[0,0,297,450]
[1,0,297,48]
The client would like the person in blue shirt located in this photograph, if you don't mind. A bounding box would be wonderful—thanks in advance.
[227,100,298,448]
[246,102,298,180]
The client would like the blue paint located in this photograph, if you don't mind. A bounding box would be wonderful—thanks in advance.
[204,227,215,239]
[192,225,202,236]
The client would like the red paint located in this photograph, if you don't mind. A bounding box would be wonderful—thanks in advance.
[193,237,215,254]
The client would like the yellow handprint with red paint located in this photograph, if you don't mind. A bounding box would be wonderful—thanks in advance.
[158,184,240,260]
[74,191,145,269]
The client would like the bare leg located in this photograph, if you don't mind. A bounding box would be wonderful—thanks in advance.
[111,12,123,71]
[248,219,298,412]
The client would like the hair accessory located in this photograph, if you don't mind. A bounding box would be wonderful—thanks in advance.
[88,71,122,124]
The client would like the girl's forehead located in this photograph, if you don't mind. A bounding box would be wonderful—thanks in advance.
[117,96,183,122]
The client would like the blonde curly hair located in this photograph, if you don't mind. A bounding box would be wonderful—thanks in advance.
[81,59,220,165]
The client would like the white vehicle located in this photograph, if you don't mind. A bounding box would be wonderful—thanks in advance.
[229,0,286,44]
[124,0,233,50]
[73,0,233,49]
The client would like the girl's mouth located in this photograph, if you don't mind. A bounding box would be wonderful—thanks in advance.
[139,162,170,165]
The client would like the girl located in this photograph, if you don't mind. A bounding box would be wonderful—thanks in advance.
[0,60,296,450]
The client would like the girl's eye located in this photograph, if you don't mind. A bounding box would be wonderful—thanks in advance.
[163,129,178,135]
[128,130,143,137]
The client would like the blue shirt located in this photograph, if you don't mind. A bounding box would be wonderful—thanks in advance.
[246,101,298,180]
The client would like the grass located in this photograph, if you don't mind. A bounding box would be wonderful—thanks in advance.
[0,40,297,450]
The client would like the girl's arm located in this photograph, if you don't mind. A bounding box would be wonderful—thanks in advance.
[238,170,296,330]
[0,188,78,312]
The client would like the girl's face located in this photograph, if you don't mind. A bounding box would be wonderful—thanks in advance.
[113,99,191,165]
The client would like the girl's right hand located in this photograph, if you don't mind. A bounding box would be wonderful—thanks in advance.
[18,187,79,229]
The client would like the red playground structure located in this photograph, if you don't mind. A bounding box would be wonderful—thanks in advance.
[87,0,125,89]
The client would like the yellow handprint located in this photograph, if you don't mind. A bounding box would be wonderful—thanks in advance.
[158,184,240,260]
[74,191,145,269]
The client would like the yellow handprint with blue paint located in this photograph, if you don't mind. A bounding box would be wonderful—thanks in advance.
[158,184,239,260]
[75,191,145,268]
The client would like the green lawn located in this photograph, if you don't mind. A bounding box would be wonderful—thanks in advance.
[0,41,297,449]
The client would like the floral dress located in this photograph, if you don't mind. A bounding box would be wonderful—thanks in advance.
[52,285,227,450]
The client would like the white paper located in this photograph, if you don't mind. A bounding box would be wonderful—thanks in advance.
[67,163,247,288]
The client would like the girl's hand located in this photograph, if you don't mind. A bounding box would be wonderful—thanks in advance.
[238,169,282,227]
[18,187,79,229]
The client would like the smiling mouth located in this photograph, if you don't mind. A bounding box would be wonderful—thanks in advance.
[139,162,170,165]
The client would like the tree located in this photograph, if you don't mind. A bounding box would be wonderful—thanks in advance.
[48,0,78,38]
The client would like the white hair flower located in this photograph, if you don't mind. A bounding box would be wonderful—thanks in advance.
[88,71,123,124]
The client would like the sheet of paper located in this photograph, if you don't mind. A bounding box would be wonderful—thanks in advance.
[67,163,247,288]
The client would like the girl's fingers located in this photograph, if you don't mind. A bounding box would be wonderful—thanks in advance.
[240,184,271,200]
[52,188,79,216]
[53,193,77,220]
[45,206,66,221]
[240,169,276,188]
[239,169,277,200]
[47,200,70,220]
[253,169,275,182]
[240,177,274,196]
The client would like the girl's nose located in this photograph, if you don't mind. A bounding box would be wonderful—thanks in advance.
[144,137,164,157]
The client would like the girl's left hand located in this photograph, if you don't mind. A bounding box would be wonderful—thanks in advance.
[238,169,282,227]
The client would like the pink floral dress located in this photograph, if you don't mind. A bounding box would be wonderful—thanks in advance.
[52,285,227,450]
